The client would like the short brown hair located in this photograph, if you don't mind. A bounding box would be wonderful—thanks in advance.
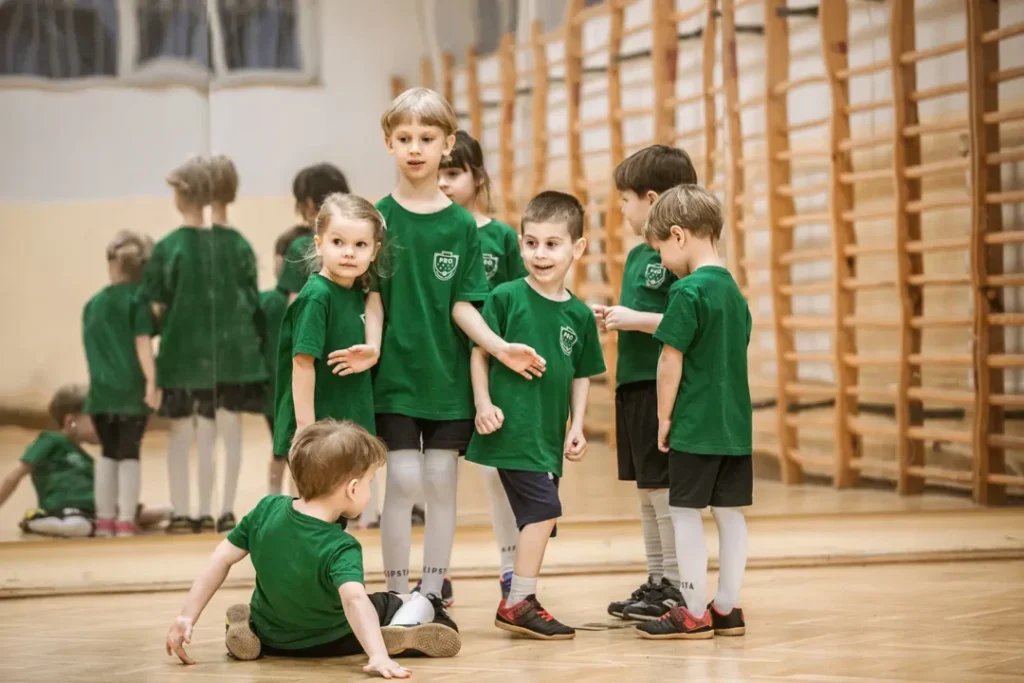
[167,156,213,208]
[614,145,698,195]
[288,420,386,500]
[208,154,239,204]
[645,184,724,243]
[107,230,153,283]
[275,225,314,258]
[521,190,586,241]
[49,384,87,427]
[381,87,458,137]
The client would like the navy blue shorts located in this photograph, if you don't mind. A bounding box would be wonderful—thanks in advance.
[498,469,561,537]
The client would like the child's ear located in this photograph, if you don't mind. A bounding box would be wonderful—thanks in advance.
[572,237,588,260]
[669,225,686,242]
[444,134,456,156]
[313,233,323,254]
[384,134,395,154]
[645,190,659,205]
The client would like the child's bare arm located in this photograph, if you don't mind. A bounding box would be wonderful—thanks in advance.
[339,582,410,679]
[0,462,30,508]
[326,293,382,376]
[471,346,503,434]
[292,354,316,431]
[166,540,249,664]
[452,302,546,380]
[364,292,384,353]
[564,378,591,461]
[135,335,160,410]
[656,345,684,452]
[603,307,664,334]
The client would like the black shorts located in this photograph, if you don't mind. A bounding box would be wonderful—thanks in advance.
[615,381,670,489]
[257,592,403,658]
[92,414,148,461]
[498,469,560,537]
[668,451,753,509]
[159,383,267,419]
[375,413,474,454]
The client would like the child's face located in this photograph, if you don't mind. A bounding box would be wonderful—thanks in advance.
[649,226,690,276]
[66,413,98,445]
[520,221,586,286]
[438,164,477,210]
[386,120,454,183]
[315,215,379,285]
[619,189,656,236]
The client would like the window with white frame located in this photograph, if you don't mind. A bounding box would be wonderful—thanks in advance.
[0,0,318,88]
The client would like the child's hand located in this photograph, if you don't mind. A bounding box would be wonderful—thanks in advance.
[475,403,505,434]
[364,654,410,679]
[602,306,637,332]
[165,615,195,665]
[591,304,607,332]
[564,428,587,461]
[496,343,547,380]
[657,419,672,453]
[327,344,380,376]
[145,383,162,411]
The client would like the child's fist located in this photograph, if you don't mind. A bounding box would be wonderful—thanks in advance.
[475,404,505,435]
[564,429,587,461]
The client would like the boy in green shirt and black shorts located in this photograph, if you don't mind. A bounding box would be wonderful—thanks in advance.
[467,191,606,640]
[593,145,697,621]
[636,184,752,641]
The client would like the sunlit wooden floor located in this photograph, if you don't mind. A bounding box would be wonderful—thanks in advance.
[2,561,1022,683]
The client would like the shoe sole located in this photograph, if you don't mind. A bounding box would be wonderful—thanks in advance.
[714,626,746,636]
[494,619,576,640]
[623,611,663,622]
[381,623,462,657]
[225,604,261,660]
[636,627,714,640]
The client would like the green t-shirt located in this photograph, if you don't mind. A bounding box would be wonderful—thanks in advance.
[616,243,678,387]
[82,282,155,415]
[373,195,491,420]
[277,233,316,294]
[227,495,364,650]
[139,226,268,389]
[273,274,374,456]
[653,266,752,455]
[20,432,94,512]
[478,219,527,289]
[466,279,606,476]
[260,288,290,418]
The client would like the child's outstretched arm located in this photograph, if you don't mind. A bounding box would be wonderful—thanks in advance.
[471,346,503,434]
[292,353,316,431]
[0,463,29,508]
[656,346,684,453]
[602,307,664,334]
[327,292,382,376]
[339,582,410,679]
[452,302,546,380]
[563,378,591,461]
[135,335,160,410]
[166,539,249,665]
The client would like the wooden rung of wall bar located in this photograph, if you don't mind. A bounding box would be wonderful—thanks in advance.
[980,21,1024,43]
[987,190,1024,204]
[905,466,973,483]
[776,181,830,196]
[905,237,969,253]
[836,59,891,80]
[781,316,834,330]
[911,82,968,101]
[840,169,893,183]
[843,277,897,291]
[903,119,969,137]
[842,208,896,222]
[899,39,966,64]
[781,281,833,296]
[991,66,1024,84]
[905,157,970,178]
[779,246,834,265]
[845,98,892,115]
[907,387,975,406]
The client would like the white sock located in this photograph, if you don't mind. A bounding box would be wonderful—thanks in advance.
[711,506,748,614]
[421,449,458,597]
[388,592,436,626]
[167,418,194,516]
[95,456,118,521]
[26,513,93,538]
[670,506,708,618]
[649,489,678,583]
[360,477,382,526]
[480,464,517,576]
[195,416,217,518]
[380,450,422,592]
[216,409,243,515]
[117,459,141,523]
[637,489,662,582]
[507,574,537,606]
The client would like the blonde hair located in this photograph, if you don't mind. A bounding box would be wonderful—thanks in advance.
[107,230,153,283]
[381,87,458,138]
[312,193,389,288]
[644,184,724,243]
[207,154,239,204]
[289,420,387,500]
[166,156,213,208]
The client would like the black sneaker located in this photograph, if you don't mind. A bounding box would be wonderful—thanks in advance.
[607,576,657,619]
[196,515,216,533]
[622,578,684,621]
[216,512,236,533]
[166,515,194,534]
[413,577,453,608]
[495,595,575,640]
[225,603,261,660]
[425,593,459,633]
[636,605,713,640]
[411,505,426,527]
[381,622,462,658]
[709,603,745,636]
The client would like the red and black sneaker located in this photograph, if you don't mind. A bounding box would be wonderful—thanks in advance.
[709,603,745,636]
[495,595,576,640]
[635,605,713,640]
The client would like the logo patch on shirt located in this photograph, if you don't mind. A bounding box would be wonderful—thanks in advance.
[559,325,578,356]
[483,253,500,280]
[645,263,667,288]
[360,314,366,324]
[433,251,460,281]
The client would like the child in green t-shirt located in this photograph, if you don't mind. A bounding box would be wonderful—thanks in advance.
[438,129,528,599]
[83,230,156,537]
[466,191,606,640]
[372,88,546,612]
[593,145,696,622]
[637,184,752,641]
[165,420,460,675]
[0,385,169,538]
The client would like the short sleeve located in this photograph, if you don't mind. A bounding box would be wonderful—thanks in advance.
[19,437,48,467]
[132,296,155,336]
[139,241,170,305]
[654,286,699,353]
[506,230,528,280]
[290,298,328,360]
[328,540,365,588]
[457,223,490,303]
[226,510,252,550]
[477,287,509,344]
[278,237,313,294]
[575,313,607,378]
